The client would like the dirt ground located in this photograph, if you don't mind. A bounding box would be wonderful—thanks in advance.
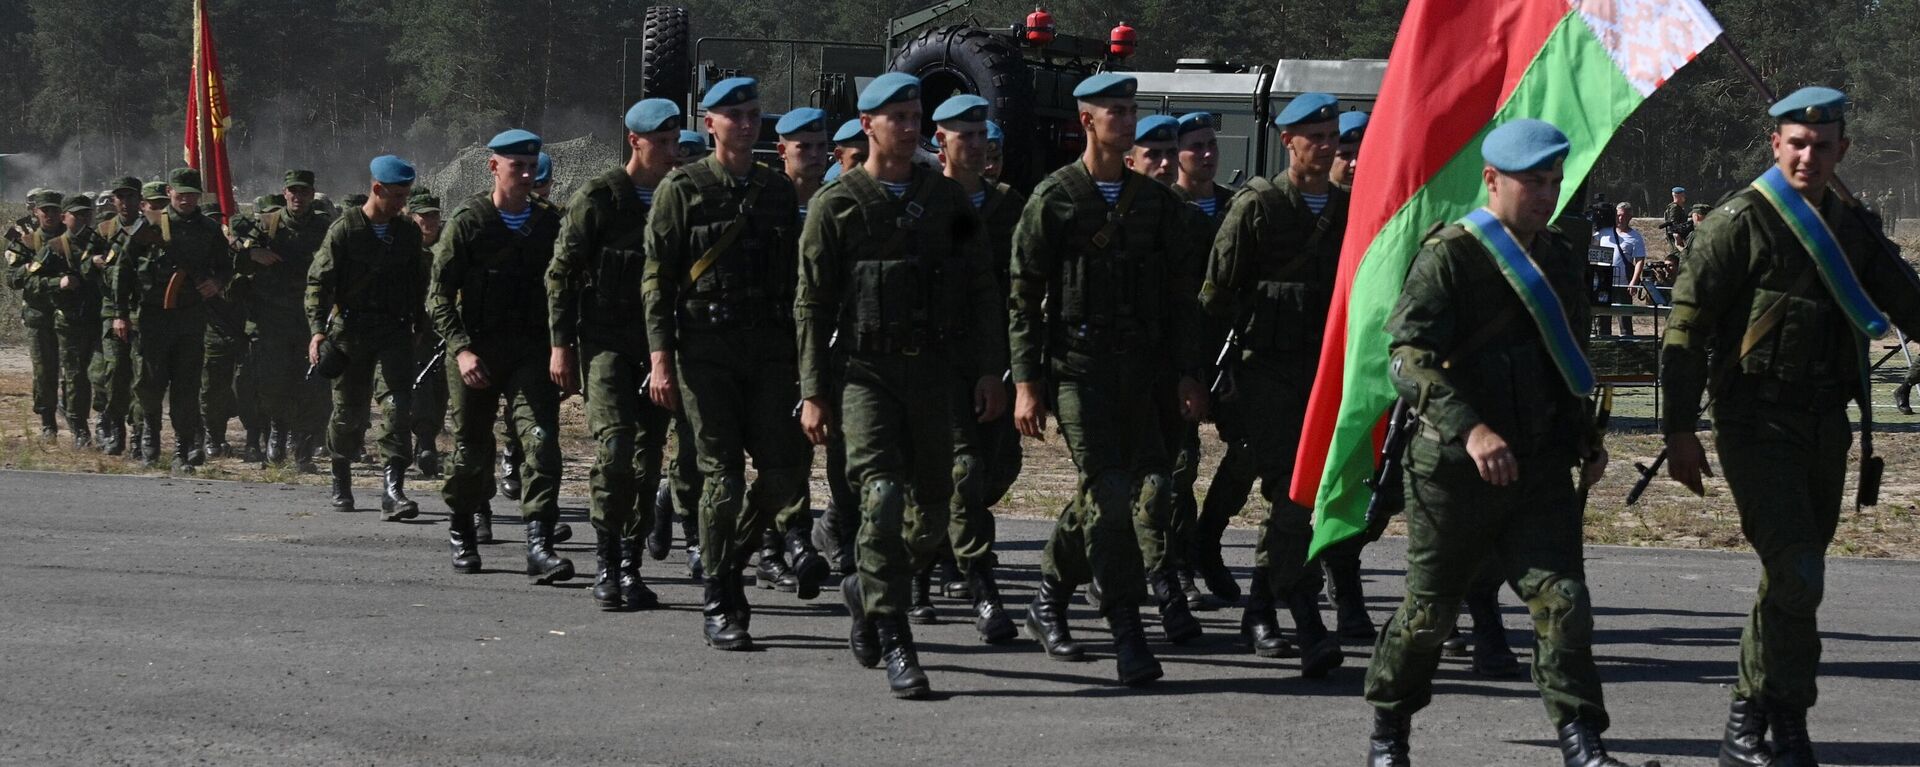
[3,339,1917,561]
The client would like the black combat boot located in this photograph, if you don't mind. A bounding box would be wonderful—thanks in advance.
[1287,586,1345,678]
[38,415,57,441]
[1767,704,1817,766]
[1718,697,1772,767]
[447,509,482,573]
[783,526,830,600]
[138,417,162,469]
[907,568,939,624]
[474,506,494,545]
[103,421,126,456]
[1466,585,1519,677]
[939,552,968,600]
[551,520,572,544]
[70,416,90,449]
[497,446,522,501]
[1148,569,1203,644]
[877,617,931,699]
[842,574,882,668]
[329,458,355,511]
[1441,624,1470,655]
[1178,568,1207,611]
[292,434,318,474]
[265,427,288,465]
[1558,720,1661,767]
[618,535,657,610]
[1897,383,1915,415]
[1368,710,1412,767]
[756,528,793,591]
[1106,603,1164,687]
[380,463,419,521]
[725,566,753,633]
[966,566,1018,644]
[242,427,265,463]
[592,528,622,610]
[1192,515,1241,602]
[93,421,111,452]
[646,480,674,560]
[703,579,752,651]
[203,427,229,459]
[1326,556,1377,641]
[681,511,703,583]
[1026,574,1086,661]
[814,500,856,576]
[525,517,576,585]
[173,440,197,475]
[1241,569,1296,658]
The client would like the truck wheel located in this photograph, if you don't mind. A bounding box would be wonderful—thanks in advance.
[641,6,692,107]
[890,25,1036,187]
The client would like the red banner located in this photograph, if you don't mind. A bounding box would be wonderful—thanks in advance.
[184,0,237,216]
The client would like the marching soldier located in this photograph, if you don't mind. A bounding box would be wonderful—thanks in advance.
[307,157,424,519]
[824,119,868,184]
[430,131,574,582]
[1011,72,1209,686]
[112,170,231,471]
[408,189,448,476]
[1363,119,1646,767]
[1321,108,1379,641]
[1331,111,1367,188]
[88,177,144,455]
[497,152,561,500]
[796,78,1006,698]
[7,189,67,439]
[240,170,332,471]
[982,120,1005,184]
[643,77,816,651]
[16,194,107,446]
[1200,92,1349,675]
[546,98,686,611]
[776,107,831,219]
[1126,114,1179,184]
[1663,87,1920,767]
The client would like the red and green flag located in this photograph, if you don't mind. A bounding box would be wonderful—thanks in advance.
[184,0,237,217]
[1291,0,1724,558]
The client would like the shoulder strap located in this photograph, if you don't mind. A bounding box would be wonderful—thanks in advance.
[1090,175,1144,250]
[980,182,1012,221]
[684,172,767,287]
[262,210,282,238]
[878,172,937,258]
[1737,268,1818,359]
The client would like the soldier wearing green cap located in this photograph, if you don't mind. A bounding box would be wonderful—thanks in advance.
[310,156,425,519]
[15,192,111,446]
[431,131,575,582]
[236,169,332,470]
[643,76,812,651]
[407,188,449,477]
[545,98,688,612]
[87,176,145,454]
[1011,71,1209,687]
[1363,119,1645,767]
[796,74,1005,698]
[1199,92,1349,674]
[1662,86,1920,767]
[110,169,233,470]
[7,189,71,439]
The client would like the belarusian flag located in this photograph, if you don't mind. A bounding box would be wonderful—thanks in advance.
[1291,0,1723,558]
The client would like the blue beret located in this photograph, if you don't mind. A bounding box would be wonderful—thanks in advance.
[1134,115,1178,144]
[986,120,1003,145]
[1338,111,1370,143]
[833,119,866,145]
[678,130,706,153]
[1480,119,1570,173]
[488,128,542,156]
[1073,72,1136,100]
[625,98,681,134]
[1671,186,1686,194]
[534,153,553,184]
[1769,86,1846,125]
[701,77,759,109]
[775,108,828,136]
[369,155,416,185]
[859,72,921,112]
[824,163,845,183]
[1275,92,1340,128]
[1177,112,1215,136]
[932,94,989,124]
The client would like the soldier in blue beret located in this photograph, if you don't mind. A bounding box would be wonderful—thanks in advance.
[1128,114,1179,185]
[676,130,707,165]
[1662,185,1689,247]
[1664,84,1920,767]
[1174,112,1230,220]
[1011,69,1210,685]
[307,154,424,519]
[646,72,815,651]
[1333,110,1368,187]
[828,118,869,182]
[775,107,831,220]
[982,120,1006,183]
[545,97,690,611]
[426,127,575,583]
[533,152,555,197]
[797,73,1003,698]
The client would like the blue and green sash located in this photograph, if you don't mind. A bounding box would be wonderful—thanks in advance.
[1458,207,1596,397]
[1749,166,1889,338]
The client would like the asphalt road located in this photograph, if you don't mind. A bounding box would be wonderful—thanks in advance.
[2,469,1916,766]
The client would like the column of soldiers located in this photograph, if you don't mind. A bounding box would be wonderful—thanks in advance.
[9,80,1895,766]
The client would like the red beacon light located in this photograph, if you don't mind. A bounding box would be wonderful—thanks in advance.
[1023,8,1056,46]
[1109,21,1137,58]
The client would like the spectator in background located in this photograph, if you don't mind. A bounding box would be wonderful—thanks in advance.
[1593,201,1645,336]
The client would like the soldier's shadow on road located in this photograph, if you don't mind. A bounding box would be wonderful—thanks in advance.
[922,661,1374,698]
[1512,737,1920,765]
